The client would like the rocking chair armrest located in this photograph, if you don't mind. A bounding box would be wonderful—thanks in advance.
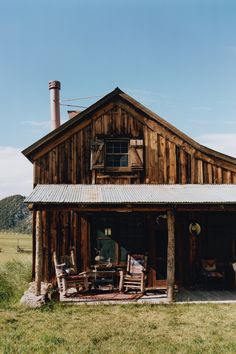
[57,273,66,279]
[55,263,66,269]
[78,271,90,278]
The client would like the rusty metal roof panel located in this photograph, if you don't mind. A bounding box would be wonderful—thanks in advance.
[24,184,236,205]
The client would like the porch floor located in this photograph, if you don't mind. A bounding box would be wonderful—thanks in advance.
[59,288,236,305]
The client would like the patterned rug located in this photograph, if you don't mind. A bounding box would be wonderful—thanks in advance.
[64,292,143,302]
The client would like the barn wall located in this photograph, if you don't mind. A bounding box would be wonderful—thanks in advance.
[34,103,236,186]
[32,101,236,284]
[34,210,90,283]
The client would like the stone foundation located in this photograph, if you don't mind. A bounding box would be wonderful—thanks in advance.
[20,282,52,308]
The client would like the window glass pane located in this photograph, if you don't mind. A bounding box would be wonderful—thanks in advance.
[121,142,128,153]
[106,143,113,153]
[114,143,121,153]
[106,142,128,154]
[106,155,128,167]
[120,155,128,166]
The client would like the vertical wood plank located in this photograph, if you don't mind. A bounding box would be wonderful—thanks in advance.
[147,215,156,287]
[207,163,213,183]
[212,165,217,183]
[32,211,36,280]
[232,173,236,184]
[158,135,167,183]
[186,153,192,183]
[42,210,48,282]
[180,150,187,184]
[167,210,175,302]
[197,160,203,183]
[191,156,195,183]
[144,125,149,183]
[217,167,223,184]
[168,141,177,184]
[80,216,89,271]
[223,170,232,184]
[35,210,43,296]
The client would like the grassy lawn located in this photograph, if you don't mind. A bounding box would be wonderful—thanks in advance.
[0,303,236,353]
[0,234,236,353]
[0,232,32,264]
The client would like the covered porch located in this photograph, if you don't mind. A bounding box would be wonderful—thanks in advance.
[25,184,236,303]
[59,288,236,305]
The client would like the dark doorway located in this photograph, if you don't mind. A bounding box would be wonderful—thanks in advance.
[91,214,147,266]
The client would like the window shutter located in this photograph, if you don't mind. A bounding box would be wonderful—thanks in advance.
[129,139,144,170]
[90,139,105,170]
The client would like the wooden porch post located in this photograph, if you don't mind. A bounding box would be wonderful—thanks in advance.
[35,210,43,296]
[167,210,175,303]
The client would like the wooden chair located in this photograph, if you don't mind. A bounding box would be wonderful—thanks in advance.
[201,259,225,289]
[232,262,236,289]
[53,250,89,296]
[119,254,147,294]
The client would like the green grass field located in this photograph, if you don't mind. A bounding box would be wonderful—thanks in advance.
[1,232,236,353]
[0,232,32,264]
[0,303,236,353]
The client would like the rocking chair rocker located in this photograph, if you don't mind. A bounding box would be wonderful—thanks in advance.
[119,254,147,294]
[53,250,89,297]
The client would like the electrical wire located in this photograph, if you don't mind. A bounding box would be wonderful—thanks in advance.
[61,95,103,102]
[60,103,88,109]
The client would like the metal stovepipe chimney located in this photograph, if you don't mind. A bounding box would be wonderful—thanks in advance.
[49,80,61,130]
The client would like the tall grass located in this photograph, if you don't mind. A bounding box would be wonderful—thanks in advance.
[0,231,32,264]
[0,260,236,353]
[0,260,31,307]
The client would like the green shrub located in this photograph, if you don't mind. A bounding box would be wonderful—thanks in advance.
[0,260,31,307]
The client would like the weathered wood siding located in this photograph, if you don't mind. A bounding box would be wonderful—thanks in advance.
[33,102,236,186]
[32,210,90,282]
[31,100,236,283]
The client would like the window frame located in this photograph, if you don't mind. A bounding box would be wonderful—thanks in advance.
[105,139,130,171]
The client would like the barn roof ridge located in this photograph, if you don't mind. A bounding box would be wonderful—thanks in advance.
[22,87,236,165]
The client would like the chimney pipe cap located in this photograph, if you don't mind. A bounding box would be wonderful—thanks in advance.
[49,80,61,90]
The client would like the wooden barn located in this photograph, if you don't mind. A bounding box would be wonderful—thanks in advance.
[23,82,236,302]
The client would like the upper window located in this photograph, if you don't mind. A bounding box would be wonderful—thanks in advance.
[106,141,129,167]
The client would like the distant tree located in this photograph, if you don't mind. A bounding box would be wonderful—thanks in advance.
[0,195,32,234]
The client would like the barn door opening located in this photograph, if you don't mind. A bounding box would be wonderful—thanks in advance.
[148,214,168,288]
[90,214,146,266]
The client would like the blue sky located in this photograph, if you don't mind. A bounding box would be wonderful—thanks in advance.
[0,0,236,198]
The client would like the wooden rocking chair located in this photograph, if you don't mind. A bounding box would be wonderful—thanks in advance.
[201,259,225,289]
[53,250,89,297]
[119,254,148,294]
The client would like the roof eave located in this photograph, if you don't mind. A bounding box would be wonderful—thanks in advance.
[22,87,124,162]
[22,87,236,166]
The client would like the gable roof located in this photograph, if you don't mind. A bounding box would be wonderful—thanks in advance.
[22,87,236,165]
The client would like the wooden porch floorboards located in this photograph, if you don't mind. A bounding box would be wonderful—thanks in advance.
[59,288,236,305]
[176,288,236,303]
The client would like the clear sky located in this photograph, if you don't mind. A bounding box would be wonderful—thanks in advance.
[0,0,236,199]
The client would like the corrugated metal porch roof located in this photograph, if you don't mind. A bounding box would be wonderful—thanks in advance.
[24,184,236,205]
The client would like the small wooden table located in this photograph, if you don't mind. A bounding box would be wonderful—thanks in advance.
[88,266,118,290]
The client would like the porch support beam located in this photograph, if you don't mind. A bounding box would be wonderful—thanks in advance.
[28,203,236,213]
[35,210,43,296]
[167,210,175,303]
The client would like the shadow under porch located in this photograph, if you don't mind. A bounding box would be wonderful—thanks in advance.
[31,206,236,301]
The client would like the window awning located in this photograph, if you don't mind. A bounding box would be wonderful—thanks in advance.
[24,184,236,205]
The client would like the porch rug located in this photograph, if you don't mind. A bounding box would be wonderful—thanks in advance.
[64,292,143,302]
